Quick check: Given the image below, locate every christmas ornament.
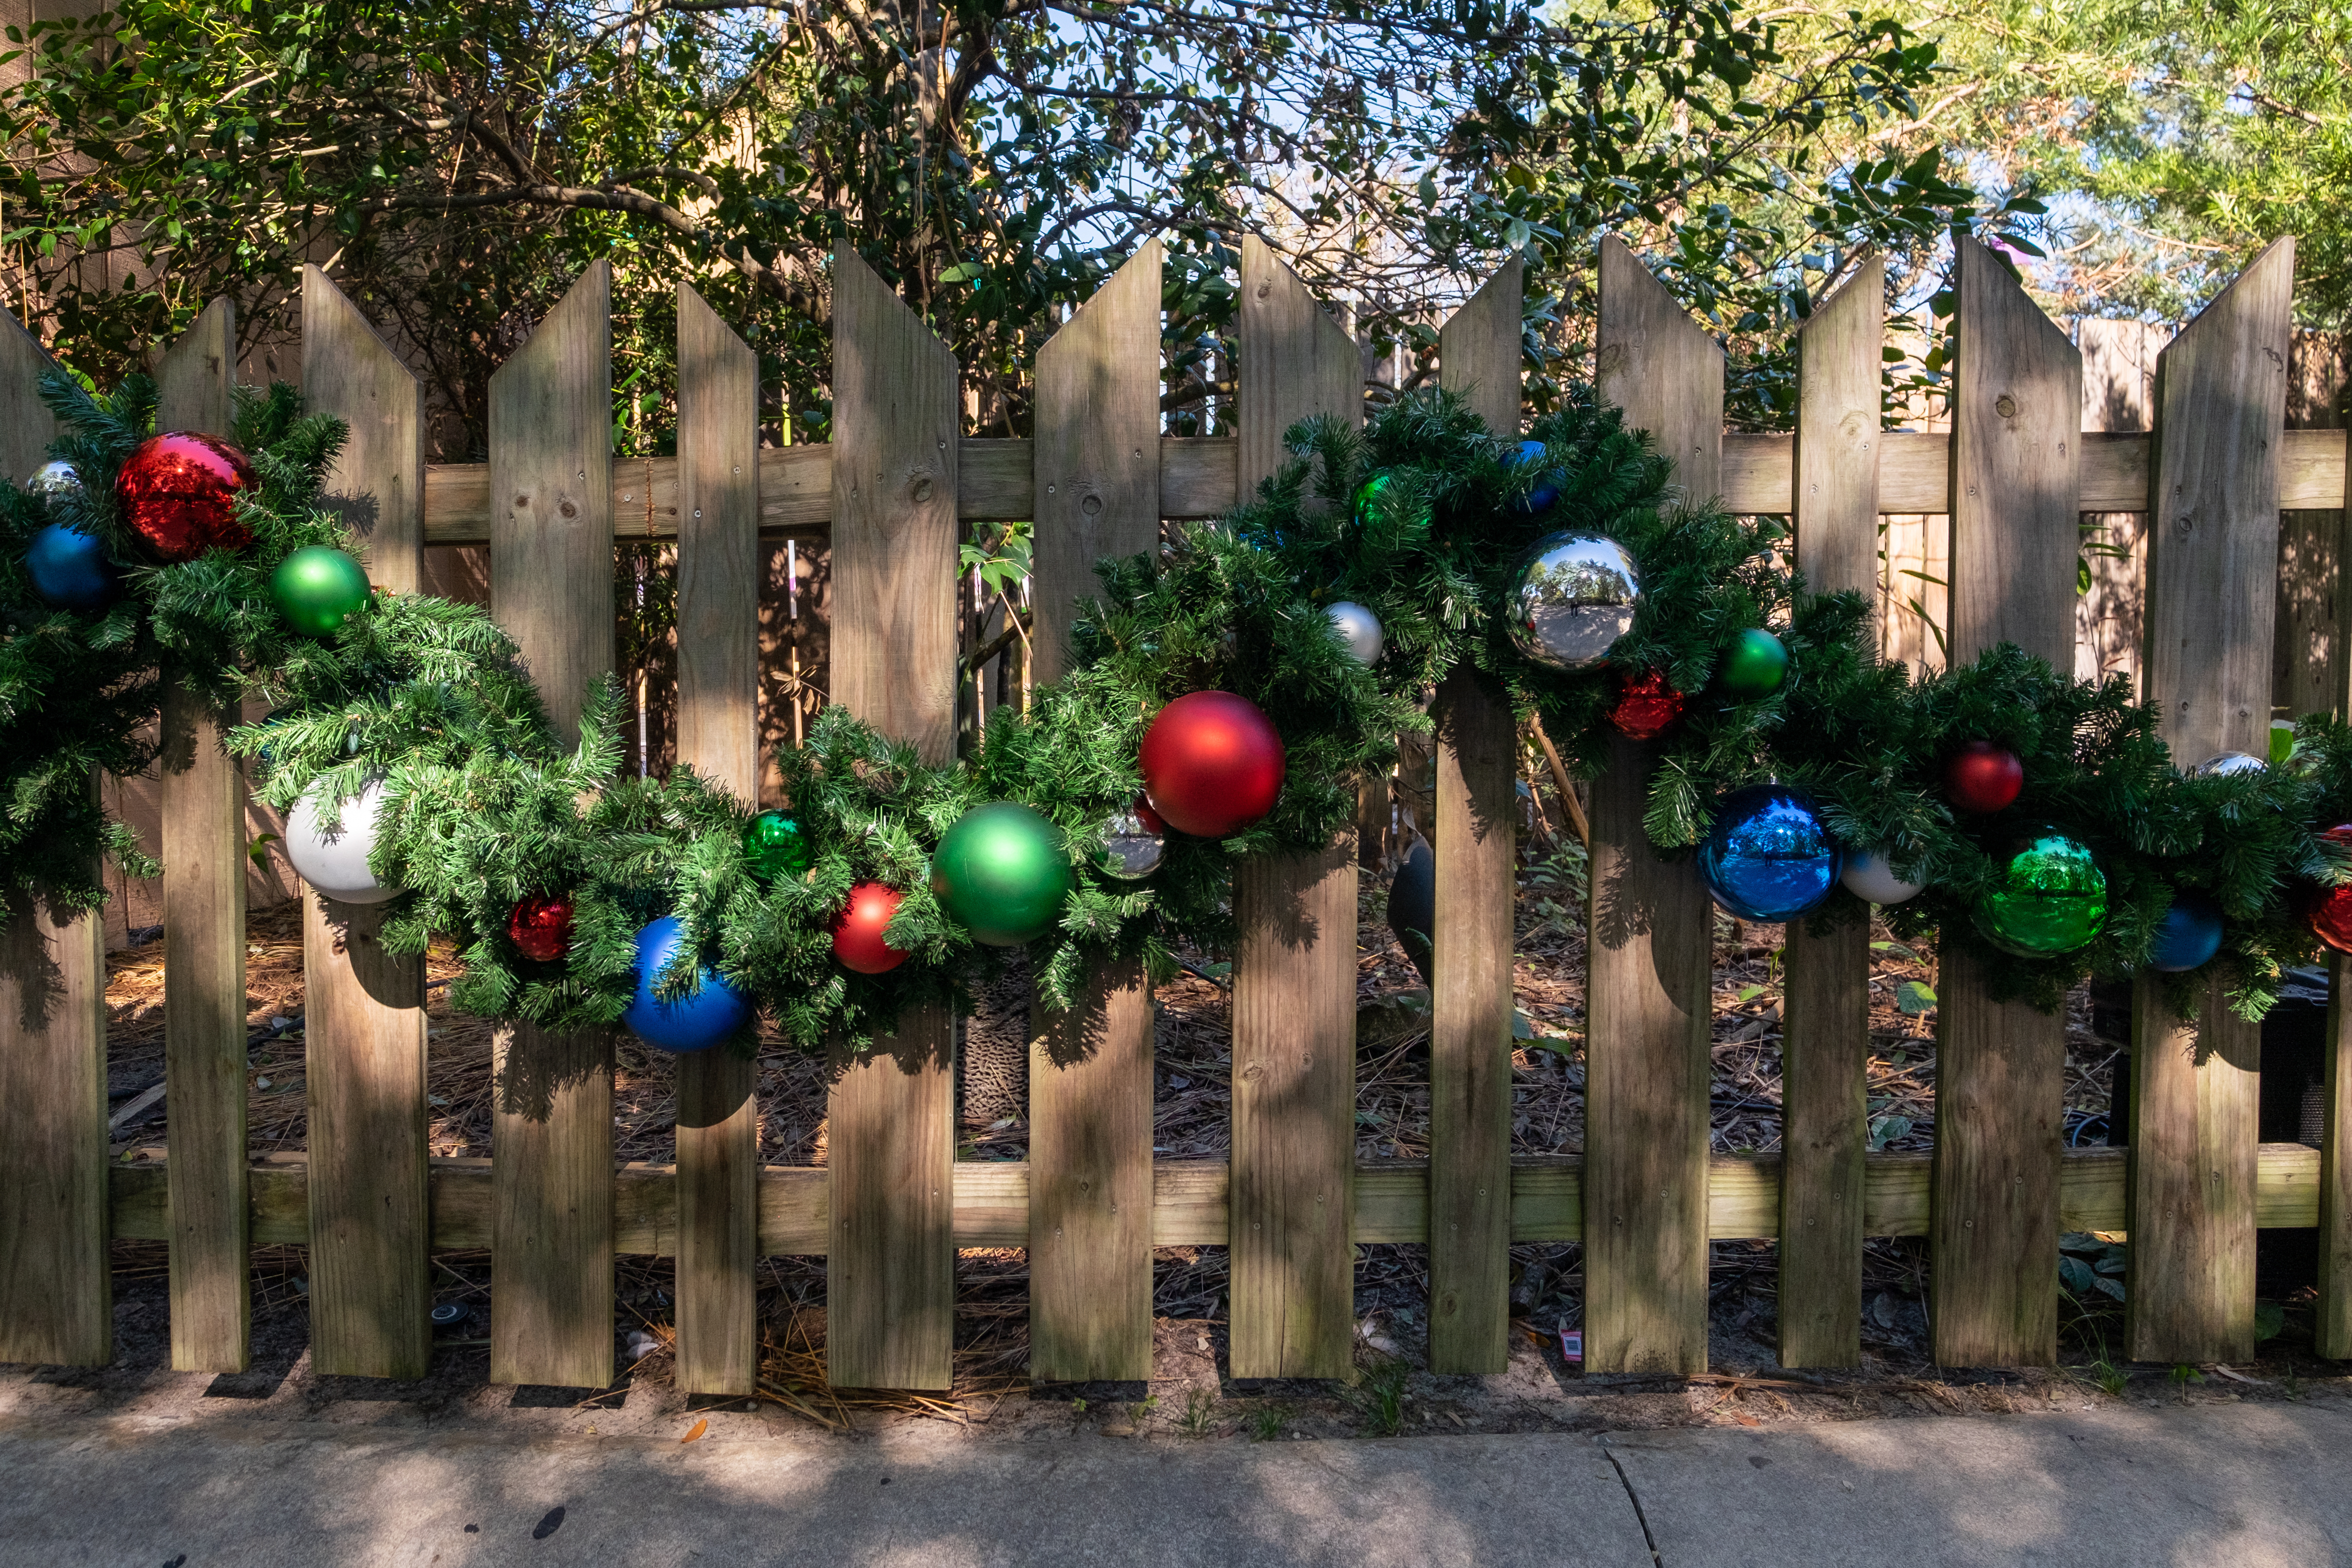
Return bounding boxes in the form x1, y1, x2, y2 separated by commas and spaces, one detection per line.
1508, 532, 1640, 671
1975, 834, 2108, 957
270, 545, 372, 636
283, 777, 397, 905
506, 893, 575, 963
1606, 667, 1685, 740
622, 915, 751, 1053
26, 459, 80, 502
24, 524, 114, 609
1139, 691, 1286, 838
1097, 810, 1165, 880
2148, 892, 2224, 973
1509, 440, 1560, 513
2191, 751, 2266, 778
1697, 785, 1841, 922
831, 882, 910, 973
1944, 740, 2024, 814
2302, 827, 2352, 955
1716, 628, 1789, 698
930, 801, 1073, 946
1132, 795, 1169, 837
1387, 839, 1435, 986
1352, 472, 1429, 533
1839, 850, 1925, 906
742, 810, 814, 885
1326, 600, 1384, 664
116, 431, 256, 561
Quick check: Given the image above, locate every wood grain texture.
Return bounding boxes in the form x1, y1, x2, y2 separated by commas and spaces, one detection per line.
2325, 954, 2352, 1360
2127, 240, 2293, 1366
303, 265, 425, 595
671, 283, 763, 1397
155, 300, 251, 1375
825, 242, 959, 1391
487, 264, 617, 1390
1229, 234, 1362, 1382
1026, 244, 1162, 1383
1586, 237, 1720, 1374
1426, 258, 1523, 1374
1778, 255, 1882, 1370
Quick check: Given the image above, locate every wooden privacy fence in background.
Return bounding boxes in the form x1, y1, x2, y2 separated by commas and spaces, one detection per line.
2, 235, 2350, 1388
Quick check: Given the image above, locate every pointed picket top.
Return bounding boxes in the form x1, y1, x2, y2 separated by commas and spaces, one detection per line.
0, 307, 59, 485
1439, 257, 1525, 437
303, 265, 425, 596
1597, 236, 1724, 503
1239, 233, 1361, 488
155, 297, 235, 437
1793, 252, 1884, 607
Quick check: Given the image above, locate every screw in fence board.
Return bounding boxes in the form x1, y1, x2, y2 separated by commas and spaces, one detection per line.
671, 283, 762, 1397
487, 264, 618, 1391
294, 267, 433, 1381
1777, 254, 1883, 1370
1581, 238, 1720, 1375
1228, 234, 1361, 1381
152, 298, 254, 1374
2127, 241, 2294, 1364
1426, 258, 1524, 1375
0, 310, 111, 1369
825, 243, 958, 1391
1932, 236, 2080, 1368
1025, 242, 1162, 1383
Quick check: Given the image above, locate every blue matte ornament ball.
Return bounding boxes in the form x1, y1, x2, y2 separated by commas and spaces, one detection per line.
1699, 784, 1842, 922
25, 522, 115, 609
2148, 893, 2225, 973
1509, 440, 1560, 513
623, 915, 751, 1053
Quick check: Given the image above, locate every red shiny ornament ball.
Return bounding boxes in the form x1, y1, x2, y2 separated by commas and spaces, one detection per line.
116, 432, 256, 562
1606, 667, 1686, 740
506, 893, 576, 963
2305, 826, 2352, 955
1132, 795, 1169, 837
1944, 740, 2024, 814
831, 882, 910, 974
1139, 691, 1286, 839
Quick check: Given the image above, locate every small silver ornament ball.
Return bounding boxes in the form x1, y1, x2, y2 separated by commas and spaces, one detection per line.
1840, 850, 1925, 906
1326, 599, 1384, 664
2192, 750, 2265, 777
1508, 532, 1641, 671
1098, 811, 1165, 880
27, 460, 80, 503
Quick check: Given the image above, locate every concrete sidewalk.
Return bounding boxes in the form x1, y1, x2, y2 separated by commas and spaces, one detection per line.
2, 1399, 2348, 1567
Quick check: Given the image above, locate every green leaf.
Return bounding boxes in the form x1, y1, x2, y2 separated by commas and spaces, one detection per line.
2255, 1302, 2285, 1341
1894, 980, 1936, 1016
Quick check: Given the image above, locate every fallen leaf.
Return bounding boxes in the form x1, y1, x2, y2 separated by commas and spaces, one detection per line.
1734, 1416, 1761, 1428
682, 1418, 708, 1444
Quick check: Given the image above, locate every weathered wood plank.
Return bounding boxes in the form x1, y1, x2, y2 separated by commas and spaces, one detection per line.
1027, 242, 1162, 1384
671, 283, 762, 1398
1778, 254, 1882, 1370
825, 243, 959, 1392
2128, 240, 2293, 1366
487, 263, 618, 1391
1585, 236, 1719, 1375
1426, 258, 1523, 1375
2326, 955, 2352, 1359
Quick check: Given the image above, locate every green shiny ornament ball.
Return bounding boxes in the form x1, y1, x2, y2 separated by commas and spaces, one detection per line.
742, 810, 814, 885
1353, 472, 1430, 533
1716, 627, 1789, 698
271, 545, 372, 636
1975, 834, 2109, 958
929, 802, 1073, 947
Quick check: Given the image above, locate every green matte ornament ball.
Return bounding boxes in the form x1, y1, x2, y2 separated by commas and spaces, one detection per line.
1974, 834, 2109, 958
930, 802, 1073, 947
271, 545, 372, 636
1716, 627, 1789, 698
742, 810, 814, 885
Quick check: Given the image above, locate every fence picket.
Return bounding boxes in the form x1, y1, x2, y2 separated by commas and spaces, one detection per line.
1778, 255, 1883, 1368
825, 243, 959, 1391
1428, 259, 1523, 1374
1027, 241, 1163, 1383
298, 267, 432, 1379
487, 263, 618, 1390
2127, 239, 2294, 1363
1229, 234, 1361, 1380
1932, 235, 2080, 1367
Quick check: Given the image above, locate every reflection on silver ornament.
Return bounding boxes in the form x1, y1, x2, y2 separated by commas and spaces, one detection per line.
1098, 811, 1165, 879
2191, 751, 2265, 777
27, 460, 79, 502
1840, 850, 1924, 906
1508, 532, 1641, 671
1326, 600, 1384, 664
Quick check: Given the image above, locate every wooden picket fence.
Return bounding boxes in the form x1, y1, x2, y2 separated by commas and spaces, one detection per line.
2, 232, 2350, 1393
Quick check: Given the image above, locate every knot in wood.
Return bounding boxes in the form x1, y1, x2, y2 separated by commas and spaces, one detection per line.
1240, 1062, 1265, 1083
1081, 493, 1103, 517
1994, 393, 2018, 419
559, 498, 580, 520
910, 476, 935, 504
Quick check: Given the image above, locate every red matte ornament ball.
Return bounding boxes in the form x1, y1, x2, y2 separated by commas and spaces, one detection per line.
831, 882, 910, 974
1606, 667, 1686, 740
115, 432, 257, 562
1944, 740, 2024, 814
1138, 691, 1286, 839
2304, 826, 2352, 955
506, 893, 576, 963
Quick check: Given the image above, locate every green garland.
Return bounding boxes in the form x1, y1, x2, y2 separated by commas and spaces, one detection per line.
6, 368, 2351, 1049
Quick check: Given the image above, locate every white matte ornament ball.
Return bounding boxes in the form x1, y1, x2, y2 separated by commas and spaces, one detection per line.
283, 778, 398, 904
1840, 850, 1924, 906
1326, 600, 1383, 664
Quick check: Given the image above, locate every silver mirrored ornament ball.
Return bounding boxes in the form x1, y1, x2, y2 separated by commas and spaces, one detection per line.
27, 460, 79, 503
2192, 750, 2266, 778
1508, 532, 1641, 671
1325, 600, 1384, 664
1098, 811, 1165, 880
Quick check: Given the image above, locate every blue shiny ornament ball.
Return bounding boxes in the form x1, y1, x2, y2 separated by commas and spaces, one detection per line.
1508, 440, 1559, 513
1699, 785, 1842, 922
25, 522, 115, 609
2148, 892, 2225, 973
623, 915, 751, 1053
